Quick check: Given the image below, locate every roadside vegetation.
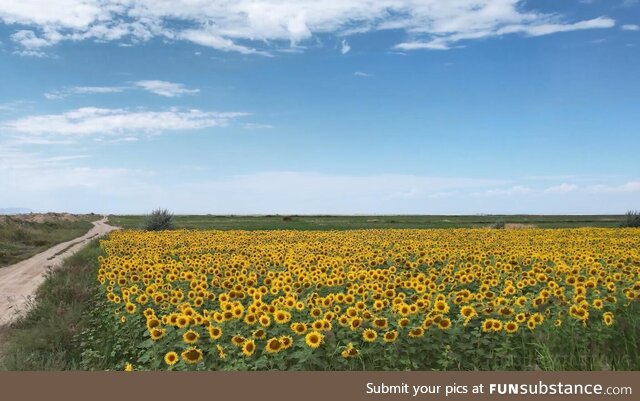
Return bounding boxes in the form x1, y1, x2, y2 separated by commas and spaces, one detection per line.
107, 214, 625, 231
0, 214, 98, 267
0, 240, 103, 370
620, 210, 640, 228
144, 208, 174, 231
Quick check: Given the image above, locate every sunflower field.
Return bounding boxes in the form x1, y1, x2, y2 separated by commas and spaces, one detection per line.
80, 228, 640, 371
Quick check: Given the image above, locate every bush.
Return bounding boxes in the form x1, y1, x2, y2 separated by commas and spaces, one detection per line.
144, 209, 174, 231
491, 220, 506, 229
620, 210, 640, 228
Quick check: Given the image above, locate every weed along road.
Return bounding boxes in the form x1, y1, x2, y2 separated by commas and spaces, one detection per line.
0, 217, 118, 326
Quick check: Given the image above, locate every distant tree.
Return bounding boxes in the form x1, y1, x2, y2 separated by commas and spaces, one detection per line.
144, 208, 174, 231
620, 210, 640, 227
491, 219, 506, 229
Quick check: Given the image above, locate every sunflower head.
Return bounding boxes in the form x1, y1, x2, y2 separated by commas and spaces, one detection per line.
181, 347, 203, 364
265, 337, 283, 353
242, 340, 256, 357
305, 331, 324, 349
164, 351, 179, 366
362, 328, 378, 342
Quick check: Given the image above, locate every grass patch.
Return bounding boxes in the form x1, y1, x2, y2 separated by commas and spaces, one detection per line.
0, 216, 97, 267
0, 239, 104, 371
108, 214, 625, 231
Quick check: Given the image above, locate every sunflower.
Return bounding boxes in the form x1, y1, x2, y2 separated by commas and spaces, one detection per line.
408, 327, 424, 338
181, 347, 203, 364
124, 363, 133, 372
362, 328, 378, 342
460, 306, 476, 319
176, 316, 189, 329
125, 302, 136, 314
164, 351, 179, 366
244, 314, 258, 325
265, 337, 282, 353
150, 328, 166, 341
349, 317, 363, 331
259, 315, 271, 327
481, 319, 494, 333
504, 321, 518, 334
216, 344, 226, 360
341, 343, 359, 359
208, 326, 223, 340
433, 300, 449, 314
526, 318, 536, 330
182, 329, 199, 344
372, 317, 388, 330
143, 308, 155, 318
242, 340, 256, 357
592, 299, 604, 310
603, 312, 614, 327
383, 330, 398, 343
312, 319, 325, 331
231, 335, 246, 347
305, 331, 324, 349
252, 328, 267, 339
437, 317, 452, 330
276, 310, 292, 324
290, 322, 307, 335
279, 335, 293, 349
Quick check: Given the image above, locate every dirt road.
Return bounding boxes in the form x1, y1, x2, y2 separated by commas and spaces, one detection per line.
0, 217, 118, 326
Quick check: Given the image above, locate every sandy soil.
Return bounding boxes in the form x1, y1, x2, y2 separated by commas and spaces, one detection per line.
0, 217, 118, 326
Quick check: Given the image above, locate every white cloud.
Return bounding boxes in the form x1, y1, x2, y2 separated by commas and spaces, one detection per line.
474, 185, 533, 197
242, 122, 274, 129
585, 181, 640, 193
133, 80, 200, 97
621, 24, 640, 31
0, 146, 89, 170
44, 86, 126, 99
340, 39, 350, 54
544, 183, 579, 193
354, 71, 372, 77
1, 107, 248, 140
0, 1, 616, 55
396, 17, 615, 50
0, 100, 32, 113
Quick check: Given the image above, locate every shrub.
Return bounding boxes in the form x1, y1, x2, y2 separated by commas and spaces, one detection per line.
144, 209, 174, 231
620, 210, 640, 228
491, 220, 506, 229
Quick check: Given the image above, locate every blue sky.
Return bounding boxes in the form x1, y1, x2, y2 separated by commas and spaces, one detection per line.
0, 0, 639, 214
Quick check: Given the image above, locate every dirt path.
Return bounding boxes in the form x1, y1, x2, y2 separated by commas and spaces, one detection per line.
0, 217, 118, 326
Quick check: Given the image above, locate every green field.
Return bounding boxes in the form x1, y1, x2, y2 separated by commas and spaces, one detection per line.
0, 215, 98, 267
108, 214, 625, 231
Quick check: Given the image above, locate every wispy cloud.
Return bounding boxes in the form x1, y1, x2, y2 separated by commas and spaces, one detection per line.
544, 183, 579, 193
1, 107, 249, 141
0, 1, 617, 55
340, 39, 351, 54
621, 24, 640, 31
133, 80, 200, 97
44, 81, 199, 99
585, 181, 640, 193
44, 86, 126, 100
395, 17, 615, 51
354, 71, 372, 77
473, 185, 533, 197
0, 100, 33, 113
242, 122, 274, 129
